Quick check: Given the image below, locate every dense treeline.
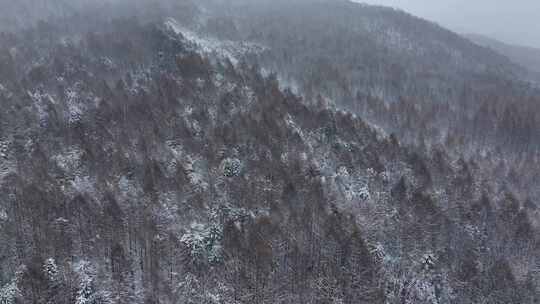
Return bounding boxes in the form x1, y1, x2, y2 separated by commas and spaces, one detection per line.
216, 0, 540, 153
0, 1, 538, 304
201, 0, 540, 201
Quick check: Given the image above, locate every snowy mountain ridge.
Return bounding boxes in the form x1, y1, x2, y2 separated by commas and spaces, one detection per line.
164, 17, 266, 65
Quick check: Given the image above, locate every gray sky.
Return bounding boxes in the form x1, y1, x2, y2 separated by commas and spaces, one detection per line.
355, 0, 540, 48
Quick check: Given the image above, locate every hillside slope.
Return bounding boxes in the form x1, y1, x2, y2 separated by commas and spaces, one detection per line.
466, 33, 540, 75
197, 0, 540, 201
195, 0, 540, 152
0, 1, 539, 303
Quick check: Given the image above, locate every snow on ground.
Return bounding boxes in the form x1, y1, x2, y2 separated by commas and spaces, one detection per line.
334, 166, 371, 202
0, 279, 20, 304
0, 206, 7, 221
117, 174, 142, 200
0, 83, 12, 99
165, 18, 265, 65
0, 141, 14, 182
166, 140, 209, 191
65, 86, 86, 124
28, 89, 57, 126
54, 148, 83, 173
185, 155, 209, 191
0, 141, 8, 160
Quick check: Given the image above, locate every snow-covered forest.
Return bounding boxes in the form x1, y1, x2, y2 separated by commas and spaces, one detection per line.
0, 0, 539, 303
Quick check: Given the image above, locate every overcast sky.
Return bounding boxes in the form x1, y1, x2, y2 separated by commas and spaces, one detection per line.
356, 0, 540, 48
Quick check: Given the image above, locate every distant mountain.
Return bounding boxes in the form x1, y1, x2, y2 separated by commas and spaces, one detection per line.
199, 0, 540, 155
466, 33, 540, 74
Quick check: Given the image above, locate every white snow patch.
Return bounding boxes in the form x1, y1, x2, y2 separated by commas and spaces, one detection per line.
0, 141, 9, 159
117, 175, 142, 200
166, 141, 209, 191
157, 191, 180, 224
0, 208, 7, 221
334, 166, 371, 202
180, 221, 222, 263
28, 89, 56, 125
165, 18, 265, 65
100, 56, 115, 70
185, 155, 209, 191
0, 280, 20, 304
0, 83, 11, 98
54, 148, 83, 172
0, 141, 14, 181
65, 87, 85, 124
285, 114, 305, 140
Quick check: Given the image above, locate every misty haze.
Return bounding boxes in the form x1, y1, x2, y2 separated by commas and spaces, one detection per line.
0, 0, 538, 303
359, 0, 540, 48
